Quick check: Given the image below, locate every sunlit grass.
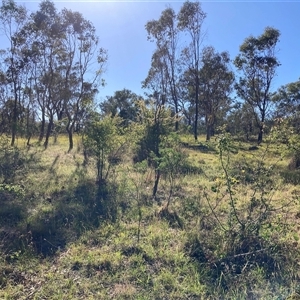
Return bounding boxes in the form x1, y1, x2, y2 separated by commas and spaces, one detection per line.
0, 133, 299, 299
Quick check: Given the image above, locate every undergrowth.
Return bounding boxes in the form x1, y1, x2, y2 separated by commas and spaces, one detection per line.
0, 134, 299, 299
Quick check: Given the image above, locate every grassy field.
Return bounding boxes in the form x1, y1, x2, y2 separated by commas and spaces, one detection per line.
0, 133, 300, 299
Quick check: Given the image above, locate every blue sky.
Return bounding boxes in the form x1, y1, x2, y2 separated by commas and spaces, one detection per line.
3, 0, 300, 103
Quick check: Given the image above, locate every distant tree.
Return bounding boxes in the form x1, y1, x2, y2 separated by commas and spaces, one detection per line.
0, 98, 25, 134
272, 81, 300, 172
100, 89, 139, 125
274, 79, 300, 132
198, 46, 234, 141
0, 0, 107, 150
234, 27, 280, 144
178, 1, 206, 141
227, 102, 258, 140
59, 8, 107, 151
178, 68, 197, 130
142, 48, 169, 107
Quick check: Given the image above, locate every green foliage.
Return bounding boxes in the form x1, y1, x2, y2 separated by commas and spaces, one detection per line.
226, 102, 259, 140
0, 138, 25, 183
274, 79, 300, 129
0, 183, 25, 200
198, 46, 235, 141
157, 133, 187, 177
234, 27, 280, 143
83, 113, 123, 183
100, 89, 140, 126
134, 100, 175, 165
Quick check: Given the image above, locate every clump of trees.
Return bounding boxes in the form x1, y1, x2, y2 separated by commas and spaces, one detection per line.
0, 0, 296, 148
140, 3, 283, 145
0, 0, 107, 150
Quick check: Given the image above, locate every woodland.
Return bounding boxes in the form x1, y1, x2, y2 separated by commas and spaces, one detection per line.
0, 0, 300, 299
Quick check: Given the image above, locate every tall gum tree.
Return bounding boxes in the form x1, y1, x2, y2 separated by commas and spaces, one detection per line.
178, 1, 206, 141
0, 0, 28, 146
26, 0, 64, 147
59, 8, 107, 151
144, 7, 181, 131
199, 46, 234, 141
234, 27, 280, 144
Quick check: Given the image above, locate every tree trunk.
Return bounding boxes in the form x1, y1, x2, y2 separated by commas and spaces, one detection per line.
11, 97, 18, 146
257, 112, 265, 144
206, 123, 211, 141
211, 122, 215, 137
152, 169, 161, 199
194, 76, 199, 142
11, 120, 16, 146
257, 127, 263, 145
175, 103, 179, 132
44, 115, 53, 149
39, 111, 45, 143
26, 107, 31, 146
67, 122, 74, 152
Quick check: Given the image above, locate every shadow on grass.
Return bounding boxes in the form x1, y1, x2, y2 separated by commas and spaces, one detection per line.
180, 142, 217, 153
0, 150, 117, 259
24, 179, 120, 256
281, 169, 300, 185
185, 232, 299, 298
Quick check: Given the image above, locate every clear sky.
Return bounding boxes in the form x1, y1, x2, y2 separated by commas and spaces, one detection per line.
3, 0, 300, 103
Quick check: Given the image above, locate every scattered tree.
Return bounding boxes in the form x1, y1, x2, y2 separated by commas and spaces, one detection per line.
178, 1, 206, 141
100, 89, 140, 126
198, 46, 234, 141
234, 27, 280, 144
274, 79, 300, 131
144, 7, 181, 131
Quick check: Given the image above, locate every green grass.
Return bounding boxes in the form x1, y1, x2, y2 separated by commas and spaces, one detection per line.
0, 133, 299, 299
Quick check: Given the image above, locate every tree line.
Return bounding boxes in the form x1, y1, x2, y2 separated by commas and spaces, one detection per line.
0, 0, 299, 148
0, 0, 107, 150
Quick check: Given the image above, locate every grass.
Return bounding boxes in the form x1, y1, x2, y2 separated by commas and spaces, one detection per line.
0, 133, 299, 299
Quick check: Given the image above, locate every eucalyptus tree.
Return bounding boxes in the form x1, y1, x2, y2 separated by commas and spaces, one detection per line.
178, 67, 198, 129
226, 102, 258, 140
100, 89, 140, 126
234, 27, 280, 144
144, 7, 181, 131
274, 80, 300, 170
273, 79, 300, 135
198, 46, 234, 141
0, 0, 28, 145
25, 0, 65, 147
178, 1, 206, 141
142, 49, 168, 107
142, 39, 173, 198
59, 8, 107, 151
